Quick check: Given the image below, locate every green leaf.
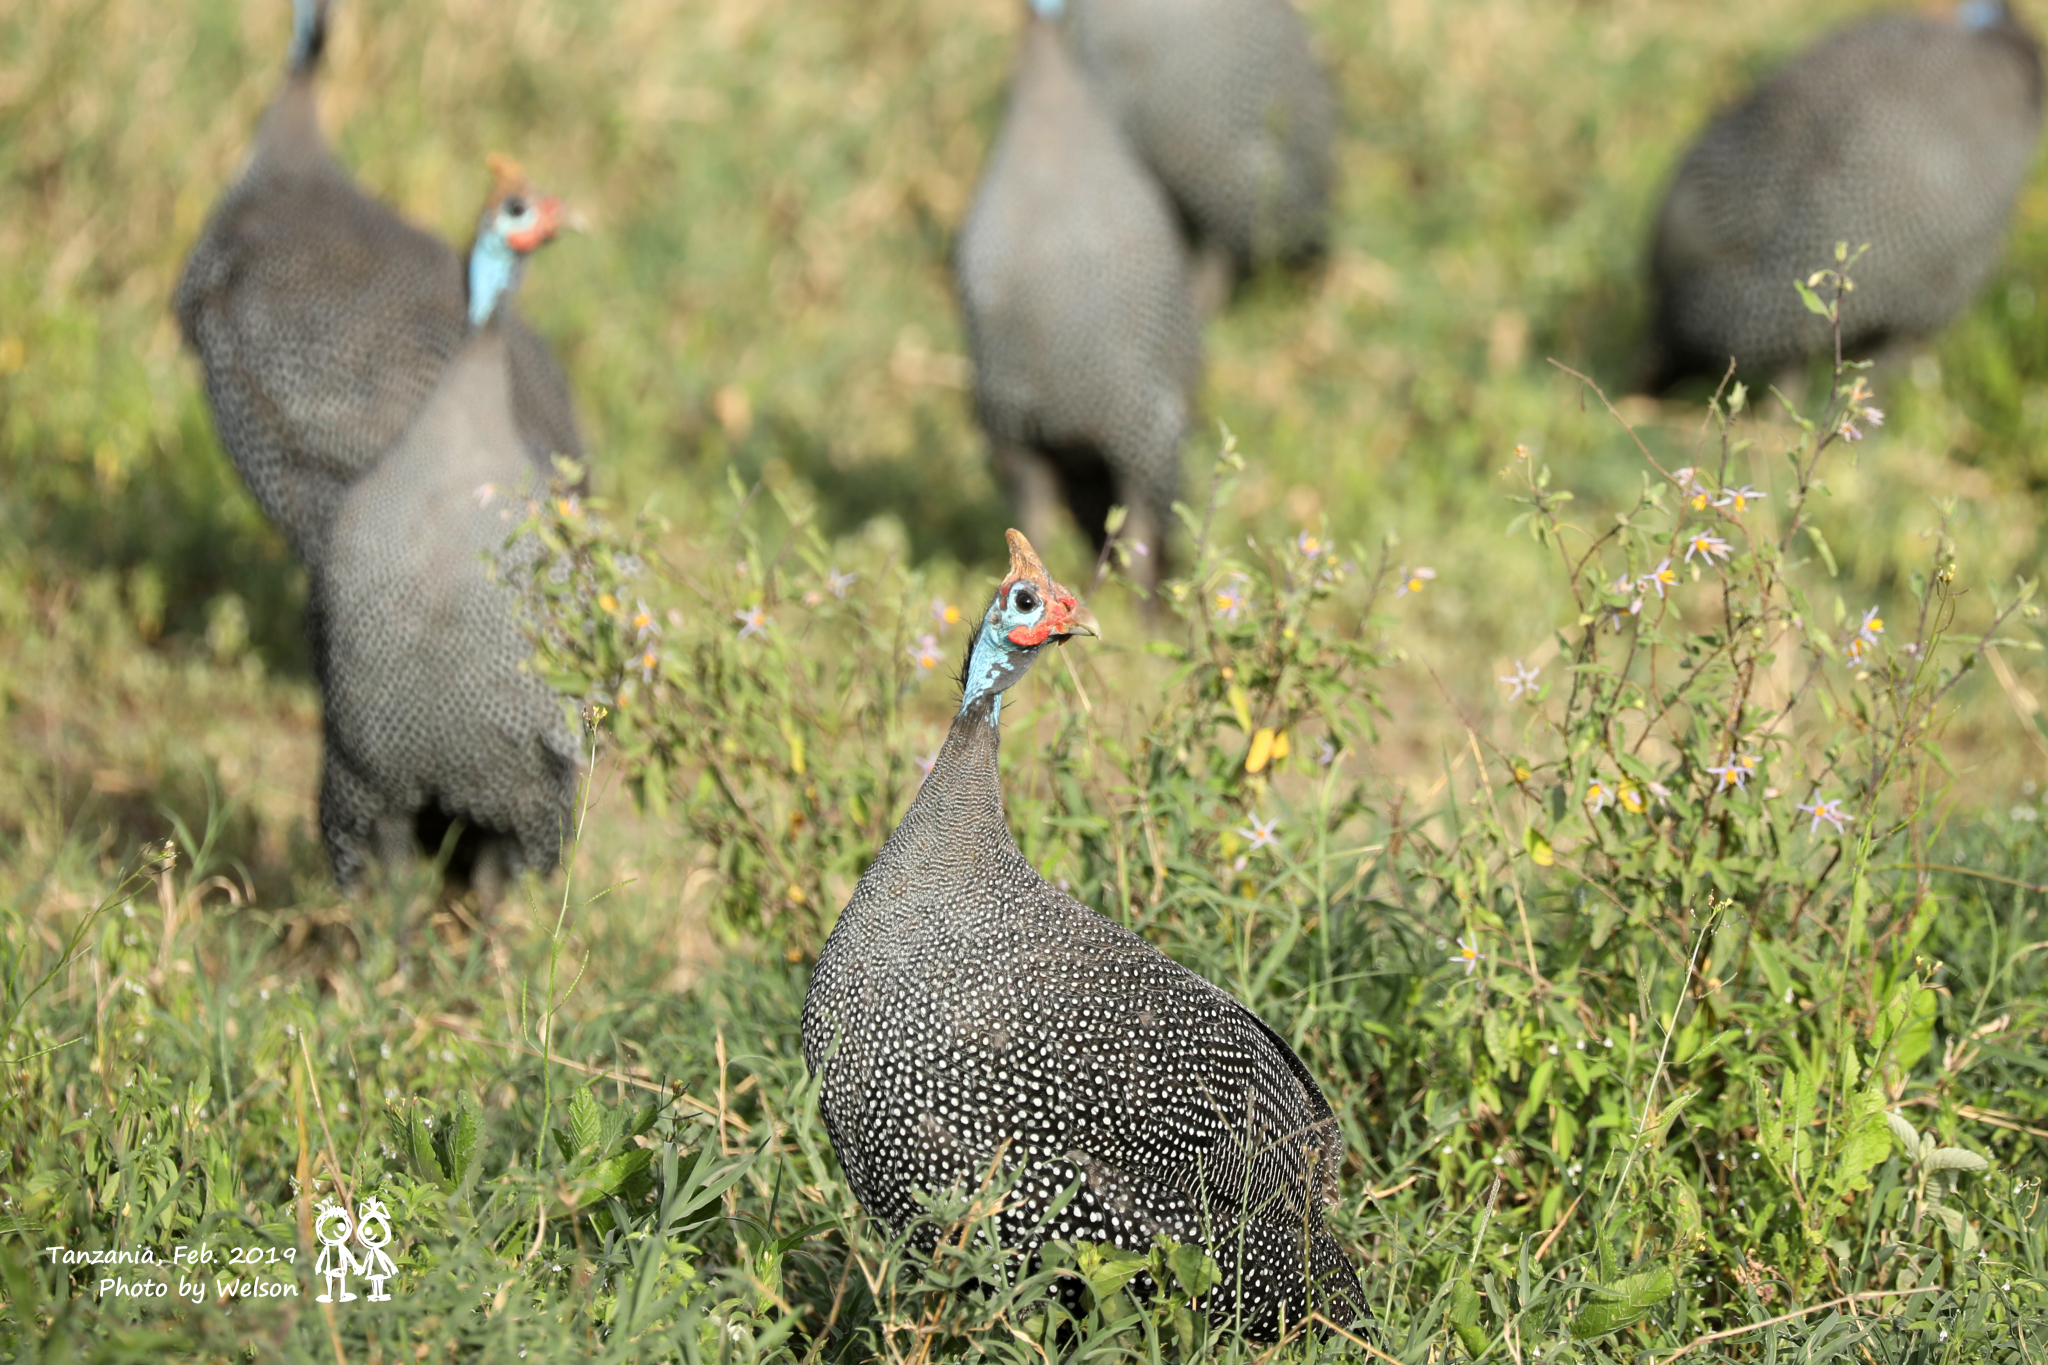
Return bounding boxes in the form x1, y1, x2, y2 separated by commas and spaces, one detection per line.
1482, 1010, 1515, 1068
566, 1088, 604, 1159
579, 1146, 653, 1201
389, 1102, 447, 1189
1824, 1084, 1891, 1202
446, 1092, 483, 1186
626, 1099, 660, 1139
1570, 1267, 1674, 1340
1928, 1147, 1989, 1174
1513, 1059, 1555, 1134
1074, 1242, 1150, 1299
1750, 939, 1793, 1005
607, 1227, 670, 1338
1892, 987, 1938, 1074
1165, 1241, 1220, 1299
1793, 279, 1832, 318
1805, 524, 1839, 577
1447, 1278, 1488, 1357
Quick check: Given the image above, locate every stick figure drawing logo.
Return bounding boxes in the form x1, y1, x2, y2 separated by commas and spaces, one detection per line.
313, 1197, 402, 1305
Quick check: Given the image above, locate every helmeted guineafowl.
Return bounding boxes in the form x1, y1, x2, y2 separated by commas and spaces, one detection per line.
314, 173, 581, 896
802, 530, 1366, 1338
956, 2, 1202, 591
173, 0, 584, 578
1060, 0, 1336, 290
1645, 1, 2044, 391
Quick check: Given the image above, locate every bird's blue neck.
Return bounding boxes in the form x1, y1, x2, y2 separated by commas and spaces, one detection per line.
958, 620, 1038, 723
287, 0, 325, 73
1028, 0, 1066, 16
467, 232, 521, 327
1959, 0, 2006, 31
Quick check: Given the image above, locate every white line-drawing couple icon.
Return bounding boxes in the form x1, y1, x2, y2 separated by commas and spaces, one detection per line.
313, 1197, 399, 1304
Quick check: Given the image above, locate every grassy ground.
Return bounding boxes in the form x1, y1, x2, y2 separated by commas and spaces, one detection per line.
3, 0, 2048, 1359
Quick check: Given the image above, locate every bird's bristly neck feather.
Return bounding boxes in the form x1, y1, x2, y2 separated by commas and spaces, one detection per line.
467, 231, 522, 329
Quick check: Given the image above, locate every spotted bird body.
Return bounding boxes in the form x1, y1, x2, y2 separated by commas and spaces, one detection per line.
1062, 0, 1335, 278
314, 184, 580, 894
1646, 1, 2043, 388
173, 0, 583, 578
956, 12, 1201, 588
803, 533, 1364, 1338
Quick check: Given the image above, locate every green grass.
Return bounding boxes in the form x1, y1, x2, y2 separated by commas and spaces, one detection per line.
4, 0, 2048, 1359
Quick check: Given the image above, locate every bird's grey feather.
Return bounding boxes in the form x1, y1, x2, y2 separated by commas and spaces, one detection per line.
803, 687, 1364, 1337
1647, 4, 2043, 388
956, 19, 1202, 582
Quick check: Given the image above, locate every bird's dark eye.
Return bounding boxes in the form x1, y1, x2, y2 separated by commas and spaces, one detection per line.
1012, 586, 1039, 614
504, 196, 528, 218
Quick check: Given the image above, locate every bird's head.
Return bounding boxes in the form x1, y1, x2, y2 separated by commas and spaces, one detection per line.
959, 530, 1094, 717
468, 155, 566, 326
481, 154, 565, 253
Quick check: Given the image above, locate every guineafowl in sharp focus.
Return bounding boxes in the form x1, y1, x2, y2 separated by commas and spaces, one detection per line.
174, 0, 584, 577
956, 1, 1202, 590
1061, 0, 1336, 293
1645, 1, 2044, 391
314, 173, 581, 897
802, 531, 1367, 1339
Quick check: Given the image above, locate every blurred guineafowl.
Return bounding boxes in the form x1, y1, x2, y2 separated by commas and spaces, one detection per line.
803, 531, 1366, 1338
1061, 0, 1336, 292
315, 173, 581, 897
174, 0, 583, 576
1645, 1, 2044, 390
956, 1, 1201, 589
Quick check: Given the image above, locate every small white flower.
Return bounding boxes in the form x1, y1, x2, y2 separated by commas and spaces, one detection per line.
1213, 575, 1249, 622
1450, 933, 1483, 976
906, 633, 943, 673
734, 604, 770, 640
1684, 529, 1734, 564
826, 567, 857, 598
1797, 796, 1852, 835
1238, 814, 1281, 852
1706, 754, 1758, 790
1397, 566, 1436, 596
1499, 659, 1541, 701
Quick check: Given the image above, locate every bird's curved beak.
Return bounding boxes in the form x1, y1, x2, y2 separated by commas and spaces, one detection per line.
1053, 597, 1098, 643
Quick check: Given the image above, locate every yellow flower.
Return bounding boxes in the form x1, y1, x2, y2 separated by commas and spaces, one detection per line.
1245, 728, 1289, 773
598, 593, 620, 615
